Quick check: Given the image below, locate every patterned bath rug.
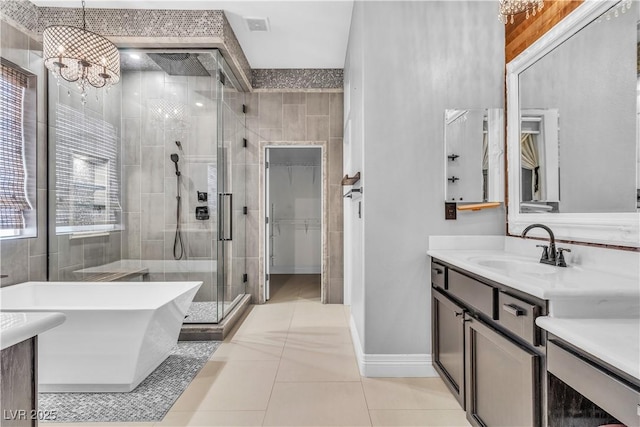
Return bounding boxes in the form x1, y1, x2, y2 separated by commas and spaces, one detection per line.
39, 341, 219, 423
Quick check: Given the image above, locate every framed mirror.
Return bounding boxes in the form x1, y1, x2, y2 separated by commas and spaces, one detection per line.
506, 0, 639, 247
444, 108, 504, 204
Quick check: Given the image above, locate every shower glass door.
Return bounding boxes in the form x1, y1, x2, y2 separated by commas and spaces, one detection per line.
217, 52, 247, 320
48, 49, 246, 324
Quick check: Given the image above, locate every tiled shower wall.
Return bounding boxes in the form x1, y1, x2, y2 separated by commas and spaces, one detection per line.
120, 69, 246, 304
121, 70, 216, 302
0, 19, 47, 287
244, 92, 344, 303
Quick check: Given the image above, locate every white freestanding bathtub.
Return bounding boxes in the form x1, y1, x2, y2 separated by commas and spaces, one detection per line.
0, 281, 201, 392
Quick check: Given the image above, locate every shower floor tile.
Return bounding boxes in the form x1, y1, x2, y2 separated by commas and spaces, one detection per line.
184, 301, 233, 323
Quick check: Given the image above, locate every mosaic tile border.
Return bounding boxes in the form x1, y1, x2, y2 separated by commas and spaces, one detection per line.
37, 7, 224, 38
0, 0, 38, 35
2, 2, 252, 89
3, 3, 345, 93
39, 341, 219, 423
252, 69, 344, 90
222, 13, 252, 91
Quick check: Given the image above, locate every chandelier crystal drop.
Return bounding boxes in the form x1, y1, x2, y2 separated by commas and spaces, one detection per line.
499, 0, 544, 24
43, 0, 120, 103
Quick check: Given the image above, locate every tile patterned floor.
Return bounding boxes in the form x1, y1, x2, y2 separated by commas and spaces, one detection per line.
184, 302, 221, 323
51, 274, 470, 427
40, 342, 220, 423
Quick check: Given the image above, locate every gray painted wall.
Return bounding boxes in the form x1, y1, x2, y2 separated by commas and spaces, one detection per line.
344, 1, 506, 355
0, 19, 47, 287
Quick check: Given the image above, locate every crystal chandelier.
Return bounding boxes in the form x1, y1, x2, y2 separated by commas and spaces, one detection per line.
43, 0, 120, 103
499, 0, 544, 24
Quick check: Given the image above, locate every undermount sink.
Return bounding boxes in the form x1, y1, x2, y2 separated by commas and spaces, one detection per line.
472, 257, 559, 276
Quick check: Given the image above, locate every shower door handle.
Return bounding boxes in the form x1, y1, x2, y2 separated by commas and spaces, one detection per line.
220, 193, 233, 241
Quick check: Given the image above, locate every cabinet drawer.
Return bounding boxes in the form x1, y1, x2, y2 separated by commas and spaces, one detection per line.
448, 270, 495, 318
498, 292, 539, 346
431, 262, 446, 290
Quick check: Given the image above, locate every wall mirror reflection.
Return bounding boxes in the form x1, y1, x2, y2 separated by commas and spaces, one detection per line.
444, 108, 504, 204
507, 0, 639, 246
519, 109, 559, 212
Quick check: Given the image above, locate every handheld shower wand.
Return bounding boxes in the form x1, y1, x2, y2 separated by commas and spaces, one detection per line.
170, 153, 184, 260
170, 153, 181, 176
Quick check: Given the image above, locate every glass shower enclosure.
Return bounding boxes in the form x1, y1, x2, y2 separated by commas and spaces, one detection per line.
47, 49, 246, 323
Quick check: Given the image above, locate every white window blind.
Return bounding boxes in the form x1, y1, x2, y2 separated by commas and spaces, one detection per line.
55, 103, 121, 232
0, 63, 32, 230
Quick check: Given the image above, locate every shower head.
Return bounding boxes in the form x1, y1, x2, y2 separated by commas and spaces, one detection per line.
147, 53, 210, 77
170, 153, 181, 176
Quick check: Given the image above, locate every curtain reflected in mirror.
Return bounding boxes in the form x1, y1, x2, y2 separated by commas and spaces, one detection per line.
519, 110, 559, 213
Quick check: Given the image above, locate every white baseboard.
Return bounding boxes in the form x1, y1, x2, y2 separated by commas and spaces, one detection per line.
349, 316, 438, 378
270, 266, 321, 274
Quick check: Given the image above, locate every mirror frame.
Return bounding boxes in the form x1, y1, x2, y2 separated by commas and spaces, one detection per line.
506, 0, 639, 248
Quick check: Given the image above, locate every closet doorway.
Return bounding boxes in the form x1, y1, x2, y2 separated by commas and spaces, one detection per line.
263, 145, 326, 302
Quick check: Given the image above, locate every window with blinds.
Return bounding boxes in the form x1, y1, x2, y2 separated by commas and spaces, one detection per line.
55, 103, 122, 233
0, 62, 34, 236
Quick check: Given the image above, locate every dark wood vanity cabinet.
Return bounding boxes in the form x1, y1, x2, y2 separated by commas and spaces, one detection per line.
432, 287, 465, 407
465, 314, 541, 427
431, 259, 546, 427
1, 337, 38, 427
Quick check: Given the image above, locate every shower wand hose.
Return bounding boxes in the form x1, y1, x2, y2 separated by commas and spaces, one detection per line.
173, 173, 184, 260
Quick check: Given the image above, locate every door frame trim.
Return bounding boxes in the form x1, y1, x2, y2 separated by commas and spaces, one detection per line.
258, 141, 328, 304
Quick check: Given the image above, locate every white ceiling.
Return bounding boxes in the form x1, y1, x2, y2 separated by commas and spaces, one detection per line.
31, 0, 354, 69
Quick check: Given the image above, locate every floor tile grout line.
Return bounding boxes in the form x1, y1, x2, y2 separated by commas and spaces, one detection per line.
260, 277, 300, 426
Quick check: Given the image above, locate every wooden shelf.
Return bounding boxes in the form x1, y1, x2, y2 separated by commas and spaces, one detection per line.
341, 172, 360, 186
457, 202, 501, 212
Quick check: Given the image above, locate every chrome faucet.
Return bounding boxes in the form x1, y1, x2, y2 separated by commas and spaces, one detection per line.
521, 223, 570, 267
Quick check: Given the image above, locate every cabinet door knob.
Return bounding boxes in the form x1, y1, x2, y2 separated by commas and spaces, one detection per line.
455, 311, 463, 317
432, 268, 443, 275
503, 303, 525, 317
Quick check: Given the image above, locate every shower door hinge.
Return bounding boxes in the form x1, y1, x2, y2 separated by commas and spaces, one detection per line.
265, 161, 269, 169
266, 274, 270, 281
242, 273, 248, 283
243, 138, 247, 148
243, 206, 248, 215
265, 216, 269, 224
219, 73, 226, 86
242, 104, 247, 114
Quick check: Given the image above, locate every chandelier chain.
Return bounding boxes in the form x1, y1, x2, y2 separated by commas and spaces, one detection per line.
82, 0, 86, 31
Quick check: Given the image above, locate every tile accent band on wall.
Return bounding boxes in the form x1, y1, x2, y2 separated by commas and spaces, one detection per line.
0, 3, 253, 90
0, 0, 38, 34
252, 69, 344, 90
1, 2, 346, 92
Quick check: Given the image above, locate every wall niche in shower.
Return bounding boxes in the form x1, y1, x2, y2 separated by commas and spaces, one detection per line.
47, 71, 123, 282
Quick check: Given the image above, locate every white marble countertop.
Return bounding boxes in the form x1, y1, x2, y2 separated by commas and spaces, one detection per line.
427, 236, 640, 317
536, 316, 640, 381
427, 248, 639, 299
1, 312, 66, 350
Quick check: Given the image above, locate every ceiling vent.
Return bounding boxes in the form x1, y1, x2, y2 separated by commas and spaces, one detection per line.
244, 17, 270, 32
